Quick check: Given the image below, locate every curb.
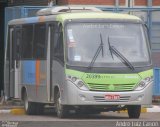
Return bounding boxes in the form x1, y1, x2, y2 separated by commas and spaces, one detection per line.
119, 108, 147, 113
0, 105, 160, 115
119, 105, 160, 113
11, 108, 25, 115
147, 105, 160, 112
0, 109, 11, 114
0, 108, 25, 115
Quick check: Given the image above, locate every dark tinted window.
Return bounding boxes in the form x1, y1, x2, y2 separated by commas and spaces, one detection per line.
21, 23, 46, 60
33, 24, 46, 59
56, 31, 64, 62
21, 25, 33, 59
51, 24, 64, 63
15, 29, 21, 60
6, 28, 12, 60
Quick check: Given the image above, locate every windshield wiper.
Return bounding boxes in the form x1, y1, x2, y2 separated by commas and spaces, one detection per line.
108, 37, 114, 59
108, 37, 135, 71
88, 33, 104, 69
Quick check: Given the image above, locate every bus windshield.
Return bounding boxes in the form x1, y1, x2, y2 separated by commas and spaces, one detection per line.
66, 22, 150, 68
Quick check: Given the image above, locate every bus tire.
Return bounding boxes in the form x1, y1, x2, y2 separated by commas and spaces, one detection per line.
127, 105, 141, 119
24, 92, 36, 115
55, 91, 68, 118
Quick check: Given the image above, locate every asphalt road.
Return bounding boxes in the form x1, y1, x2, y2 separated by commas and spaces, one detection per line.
0, 112, 160, 127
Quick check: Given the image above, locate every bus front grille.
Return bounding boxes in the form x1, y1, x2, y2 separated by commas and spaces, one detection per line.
87, 83, 136, 91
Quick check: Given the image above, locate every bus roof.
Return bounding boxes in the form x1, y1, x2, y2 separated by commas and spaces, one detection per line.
56, 12, 141, 22
8, 11, 142, 25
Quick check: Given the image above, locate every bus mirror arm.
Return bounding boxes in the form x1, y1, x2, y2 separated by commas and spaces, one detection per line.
144, 24, 149, 36
144, 24, 151, 48
144, 24, 149, 31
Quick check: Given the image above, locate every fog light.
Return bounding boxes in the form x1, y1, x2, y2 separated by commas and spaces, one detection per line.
79, 94, 86, 101
139, 82, 145, 87
72, 77, 77, 82
137, 95, 144, 101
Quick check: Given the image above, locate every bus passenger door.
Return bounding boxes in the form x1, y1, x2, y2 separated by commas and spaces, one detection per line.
9, 27, 21, 98
14, 28, 21, 98
8, 28, 14, 98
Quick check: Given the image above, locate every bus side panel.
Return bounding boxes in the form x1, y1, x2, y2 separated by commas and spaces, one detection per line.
4, 27, 9, 99
52, 60, 66, 104
20, 60, 48, 103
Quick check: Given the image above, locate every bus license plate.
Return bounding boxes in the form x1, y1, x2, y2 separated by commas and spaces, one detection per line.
105, 95, 120, 100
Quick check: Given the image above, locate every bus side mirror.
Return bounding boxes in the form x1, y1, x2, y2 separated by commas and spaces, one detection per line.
56, 22, 63, 33
144, 24, 149, 33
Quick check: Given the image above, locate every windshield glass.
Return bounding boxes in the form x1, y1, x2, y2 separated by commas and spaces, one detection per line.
65, 22, 150, 67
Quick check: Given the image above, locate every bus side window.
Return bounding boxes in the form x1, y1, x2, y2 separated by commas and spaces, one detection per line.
6, 27, 11, 61
15, 28, 22, 60
33, 23, 47, 59
52, 23, 64, 64
21, 24, 33, 59
57, 29, 64, 63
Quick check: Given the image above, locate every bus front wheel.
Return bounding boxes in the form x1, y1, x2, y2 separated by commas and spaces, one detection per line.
127, 105, 141, 119
55, 91, 68, 118
24, 91, 36, 115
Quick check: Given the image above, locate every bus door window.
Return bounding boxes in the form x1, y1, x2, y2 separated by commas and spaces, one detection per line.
9, 28, 14, 69
50, 24, 56, 59
52, 23, 64, 64
57, 24, 64, 63
14, 28, 22, 68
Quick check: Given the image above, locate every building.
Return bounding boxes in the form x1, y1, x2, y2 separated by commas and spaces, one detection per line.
0, 0, 160, 95
6, 0, 160, 6
6, 0, 160, 67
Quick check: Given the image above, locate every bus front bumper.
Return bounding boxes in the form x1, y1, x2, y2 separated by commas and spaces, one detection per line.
62, 80, 153, 106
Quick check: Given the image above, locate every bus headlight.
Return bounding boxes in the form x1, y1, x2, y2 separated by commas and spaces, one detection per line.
67, 75, 89, 91
134, 77, 153, 91
77, 81, 84, 87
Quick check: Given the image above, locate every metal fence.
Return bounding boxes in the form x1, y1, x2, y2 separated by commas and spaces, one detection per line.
100, 7, 160, 53
5, 6, 160, 52
4, 6, 46, 45
154, 68, 160, 96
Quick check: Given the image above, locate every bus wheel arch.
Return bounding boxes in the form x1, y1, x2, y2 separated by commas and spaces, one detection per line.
21, 87, 38, 115
54, 86, 59, 103
54, 85, 68, 118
